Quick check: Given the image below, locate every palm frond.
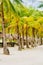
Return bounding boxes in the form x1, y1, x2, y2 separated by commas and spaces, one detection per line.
13, 0, 23, 7
8, 0, 17, 14
38, 4, 43, 8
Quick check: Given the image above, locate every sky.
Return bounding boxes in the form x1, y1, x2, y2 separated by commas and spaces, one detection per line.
22, 0, 43, 11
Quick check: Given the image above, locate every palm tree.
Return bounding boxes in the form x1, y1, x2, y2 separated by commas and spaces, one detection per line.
3, 0, 27, 50
16, 20, 21, 50
3, 0, 23, 50
1, 0, 10, 55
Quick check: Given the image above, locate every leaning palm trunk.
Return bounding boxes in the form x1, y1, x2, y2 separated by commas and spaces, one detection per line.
40, 37, 42, 45
26, 24, 29, 48
21, 25, 24, 49
35, 29, 39, 45
1, 2, 10, 55
32, 27, 35, 47
16, 21, 21, 50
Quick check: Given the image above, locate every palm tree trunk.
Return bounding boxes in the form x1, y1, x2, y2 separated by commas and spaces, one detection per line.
1, 2, 10, 55
26, 24, 29, 48
40, 37, 42, 45
16, 21, 21, 50
21, 25, 24, 49
32, 27, 35, 47
35, 29, 39, 45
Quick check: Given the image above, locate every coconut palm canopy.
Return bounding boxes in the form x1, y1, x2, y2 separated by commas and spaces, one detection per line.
0, 0, 43, 36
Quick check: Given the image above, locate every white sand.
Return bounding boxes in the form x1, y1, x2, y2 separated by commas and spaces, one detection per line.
0, 45, 43, 65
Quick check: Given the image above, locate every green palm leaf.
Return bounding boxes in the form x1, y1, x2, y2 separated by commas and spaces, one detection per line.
38, 4, 43, 8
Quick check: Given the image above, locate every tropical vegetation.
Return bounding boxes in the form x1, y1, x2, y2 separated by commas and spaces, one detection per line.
0, 0, 43, 55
